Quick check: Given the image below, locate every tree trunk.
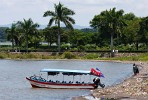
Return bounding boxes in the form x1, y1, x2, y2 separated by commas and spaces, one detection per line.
147, 43, 148, 52
49, 34, 52, 48
26, 33, 28, 52
110, 33, 114, 57
11, 33, 14, 51
136, 41, 138, 50
58, 20, 61, 53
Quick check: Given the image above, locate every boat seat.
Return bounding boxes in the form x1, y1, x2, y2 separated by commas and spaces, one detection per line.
49, 80, 51, 82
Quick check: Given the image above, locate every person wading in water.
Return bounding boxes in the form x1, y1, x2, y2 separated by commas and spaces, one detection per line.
133, 63, 139, 75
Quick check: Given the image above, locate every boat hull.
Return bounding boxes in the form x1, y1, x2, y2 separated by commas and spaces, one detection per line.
26, 77, 95, 89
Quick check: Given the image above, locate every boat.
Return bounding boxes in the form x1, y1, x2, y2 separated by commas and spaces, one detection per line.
26, 68, 105, 89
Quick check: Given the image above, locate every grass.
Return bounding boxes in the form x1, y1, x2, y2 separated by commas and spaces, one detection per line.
0, 52, 148, 61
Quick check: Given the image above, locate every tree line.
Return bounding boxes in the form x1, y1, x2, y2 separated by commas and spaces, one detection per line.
3, 2, 148, 53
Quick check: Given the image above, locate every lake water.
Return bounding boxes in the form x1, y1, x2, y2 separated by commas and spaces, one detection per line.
0, 60, 133, 100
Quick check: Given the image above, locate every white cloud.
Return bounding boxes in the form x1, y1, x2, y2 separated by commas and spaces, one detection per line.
0, 0, 148, 26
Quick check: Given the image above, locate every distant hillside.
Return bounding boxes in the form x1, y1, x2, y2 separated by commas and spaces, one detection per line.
0, 24, 90, 29
0, 24, 11, 28
81, 28, 97, 32
39, 24, 90, 29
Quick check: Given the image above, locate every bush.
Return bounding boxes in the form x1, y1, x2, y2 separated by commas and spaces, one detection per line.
0, 55, 5, 59
84, 53, 99, 59
63, 52, 76, 59
70, 47, 78, 51
132, 56, 139, 61
0, 52, 8, 59
77, 45, 85, 51
84, 44, 97, 51
61, 43, 70, 51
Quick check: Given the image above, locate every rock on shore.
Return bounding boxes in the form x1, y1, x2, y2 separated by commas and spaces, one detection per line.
93, 61, 148, 100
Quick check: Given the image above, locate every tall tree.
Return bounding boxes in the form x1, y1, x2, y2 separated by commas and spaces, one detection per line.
105, 8, 126, 56
122, 18, 141, 50
6, 23, 17, 51
90, 8, 126, 56
139, 16, 148, 50
43, 26, 58, 47
17, 18, 39, 52
43, 2, 75, 52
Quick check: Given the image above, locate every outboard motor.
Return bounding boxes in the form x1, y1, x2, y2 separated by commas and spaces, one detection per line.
93, 77, 105, 89
98, 82, 105, 88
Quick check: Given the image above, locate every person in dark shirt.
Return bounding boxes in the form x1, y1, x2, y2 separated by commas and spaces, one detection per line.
133, 63, 139, 75
93, 77, 105, 88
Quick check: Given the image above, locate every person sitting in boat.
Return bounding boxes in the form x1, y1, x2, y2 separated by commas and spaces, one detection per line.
93, 77, 105, 89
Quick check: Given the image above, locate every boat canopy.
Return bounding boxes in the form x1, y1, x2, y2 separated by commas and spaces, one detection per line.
40, 68, 103, 77
41, 69, 90, 74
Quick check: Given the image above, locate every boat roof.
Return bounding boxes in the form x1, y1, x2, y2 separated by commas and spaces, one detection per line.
40, 68, 90, 74
40, 68, 104, 77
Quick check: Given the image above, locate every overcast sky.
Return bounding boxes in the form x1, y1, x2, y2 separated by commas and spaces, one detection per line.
0, 0, 148, 26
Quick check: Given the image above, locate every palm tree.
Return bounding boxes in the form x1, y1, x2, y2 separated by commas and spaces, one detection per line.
104, 8, 126, 56
91, 8, 126, 57
17, 18, 39, 52
6, 23, 17, 51
43, 2, 75, 52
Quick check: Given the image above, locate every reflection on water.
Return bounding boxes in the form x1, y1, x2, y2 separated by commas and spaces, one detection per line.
0, 60, 133, 100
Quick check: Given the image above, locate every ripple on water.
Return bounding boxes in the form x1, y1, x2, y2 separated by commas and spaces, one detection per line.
0, 60, 133, 100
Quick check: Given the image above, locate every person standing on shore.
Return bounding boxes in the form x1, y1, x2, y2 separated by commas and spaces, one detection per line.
133, 63, 139, 75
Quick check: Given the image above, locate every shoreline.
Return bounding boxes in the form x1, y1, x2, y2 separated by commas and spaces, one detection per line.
72, 61, 148, 100
0, 58, 147, 99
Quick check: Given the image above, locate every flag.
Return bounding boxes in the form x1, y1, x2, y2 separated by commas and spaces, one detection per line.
91, 68, 101, 77
96, 68, 105, 78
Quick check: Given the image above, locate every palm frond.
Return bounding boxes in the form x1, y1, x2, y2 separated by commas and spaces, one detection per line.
43, 11, 56, 17
64, 16, 75, 24
63, 20, 74, 30
62, 7, 75, 16
48, 18, 55, 27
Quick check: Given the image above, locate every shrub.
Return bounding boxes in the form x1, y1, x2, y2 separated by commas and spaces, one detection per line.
61, 44, 70, 51
0, 55, 5, 59
0, 52, 8, 59
63, 52, 76, 59
77, 45, 85, 51
84, 53, 99, 59
70, 47, 78, 51
84, 44, 97, 51
132, 56, 139, 61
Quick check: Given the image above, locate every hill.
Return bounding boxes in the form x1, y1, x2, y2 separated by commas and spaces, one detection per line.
0, 24, 90, 29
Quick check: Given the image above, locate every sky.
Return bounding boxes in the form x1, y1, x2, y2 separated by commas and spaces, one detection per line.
0, 0, 148, 26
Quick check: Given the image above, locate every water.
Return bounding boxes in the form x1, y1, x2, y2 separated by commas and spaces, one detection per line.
0, 60, 133, 100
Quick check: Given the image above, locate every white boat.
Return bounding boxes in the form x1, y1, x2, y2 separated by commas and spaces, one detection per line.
26, 68, 105, 89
